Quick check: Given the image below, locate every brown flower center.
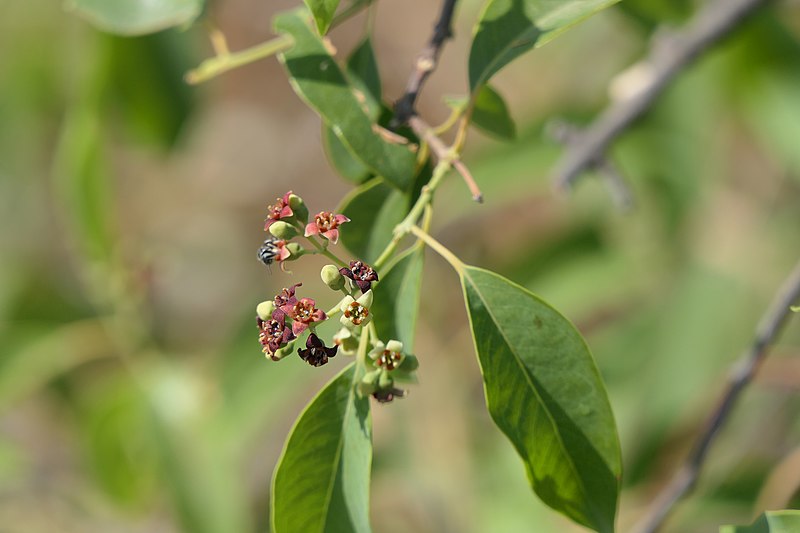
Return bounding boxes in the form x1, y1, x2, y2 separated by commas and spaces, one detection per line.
376, 350, 402, 370
344, 302, 369, 325
292, 300, 316, 322
314, 212, 336, 231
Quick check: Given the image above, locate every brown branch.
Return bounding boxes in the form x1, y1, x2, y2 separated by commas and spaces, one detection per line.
408, 115, 483, 202
393, 0, 458, 125
631, 258, 800, 533
552, 0, 771, 192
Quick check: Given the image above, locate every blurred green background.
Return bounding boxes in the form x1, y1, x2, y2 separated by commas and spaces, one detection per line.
1, 0, 799, 532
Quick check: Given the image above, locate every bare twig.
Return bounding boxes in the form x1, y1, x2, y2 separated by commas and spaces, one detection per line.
408, 115, 483, 202
553, 0, 771, 191
631, 258, 800, 533
394, 0, 458, 124
547, 120, 634, 211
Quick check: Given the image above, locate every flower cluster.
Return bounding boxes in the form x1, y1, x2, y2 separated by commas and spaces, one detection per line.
254, 191, 419, 402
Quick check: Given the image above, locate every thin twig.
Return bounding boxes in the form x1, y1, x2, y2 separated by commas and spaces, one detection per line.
547, 120, 634, 211
408, 115, 483, 202
394, 0, 458, 124
631, 258, 800, 533
553, 0, 770, 191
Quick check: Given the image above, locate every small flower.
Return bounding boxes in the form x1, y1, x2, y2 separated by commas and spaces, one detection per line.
257, 310, 296, 359
304, 211, 350, 244
372, 387, 406, 403
369, 340, 405, 371
283, 297, 326, 335
333, 327, 359, 355
273, 283, 302, 308
264, 191, 294, 231
339, 260, 379, 293
340, 290, 373, 328
297, 333, 338, 367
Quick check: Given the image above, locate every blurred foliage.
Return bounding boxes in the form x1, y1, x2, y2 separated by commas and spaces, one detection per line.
0, 0, 799, 532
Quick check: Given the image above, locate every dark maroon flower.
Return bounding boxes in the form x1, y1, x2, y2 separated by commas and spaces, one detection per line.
257, 310, 296, 360
273, 283, 302, 308
339, 260, 379, 293
372, 387, 406, 403
304, 211, 349, 244
297, 333, 338, 367
281, 297, 326, 335
264, 191, 294, 231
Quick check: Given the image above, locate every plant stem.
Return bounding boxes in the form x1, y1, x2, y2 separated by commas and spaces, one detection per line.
185, 34, 294, 85
186, 0, 372, 85
305, 236, 347, 267
408, 225, 463, 272
631, 258, 800, 533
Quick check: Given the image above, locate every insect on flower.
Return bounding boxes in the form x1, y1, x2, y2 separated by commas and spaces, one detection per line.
257, 237, 280, 267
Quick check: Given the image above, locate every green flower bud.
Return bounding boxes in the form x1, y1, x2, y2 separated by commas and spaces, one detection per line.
256, 300, 275, 321
284, 242, 305, 261
288, 194, 308, 224
268, 221, 299, 240
321, 264, 344, 291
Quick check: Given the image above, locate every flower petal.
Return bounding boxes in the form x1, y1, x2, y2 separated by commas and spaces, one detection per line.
304, 223, 320, 237
322, 229, 339, 244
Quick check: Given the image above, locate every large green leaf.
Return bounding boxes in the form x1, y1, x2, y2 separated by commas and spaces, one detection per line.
468, 0, 620, 91
275, 9, 416, 190
67, 0, 204, 36
720, 511, 800, 533
461, 266, 620, 533
271, 363, 372, 533
322, 37, 382, 183
303, 0, 341, 35
338, 178, 410, 263
472, 84, 516, 140
371, 245, 425, 349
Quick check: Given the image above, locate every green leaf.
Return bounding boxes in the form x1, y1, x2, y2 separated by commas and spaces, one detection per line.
460, 266, 621, 533
371, 245, 425, 349
322, 37, 382, 183
303, 0, 341, 35
720, 511, 800, 533
272, 363, 372, 533
275, 9, 416, 190
468, 0, 620, 91
106, 31, 196, 148
67, 0, 204, 36
338, 178, 410, 263
53, 104, 115, 262
346, 37, 381, 119
471, 84, 516, 140
323, 126, 373, 183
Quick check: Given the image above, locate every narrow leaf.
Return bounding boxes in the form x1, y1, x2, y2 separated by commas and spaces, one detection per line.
303, 0, 341, 35
322, 37, 382, 182
338, 178, 410, 263
323, 126, 373, 183
469, 0, 620, 91
461, 266, 620, 533
346, 37, 382, 119
721, 511, 800, 533
67, 0, 204, 36
471, 84, 516, 140
275, 9, 416, 190
271, 363, 372, 533
371, 245, 425, 349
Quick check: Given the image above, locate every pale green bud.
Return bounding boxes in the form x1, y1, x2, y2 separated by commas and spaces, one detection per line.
256, 300, 275, 321
268, 221, 299, 240
284, 242, 305, 261
321, 264, 344, 291
288, 194, 308, 224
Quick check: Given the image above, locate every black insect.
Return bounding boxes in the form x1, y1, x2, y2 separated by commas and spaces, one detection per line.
257, 237, 280, 267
